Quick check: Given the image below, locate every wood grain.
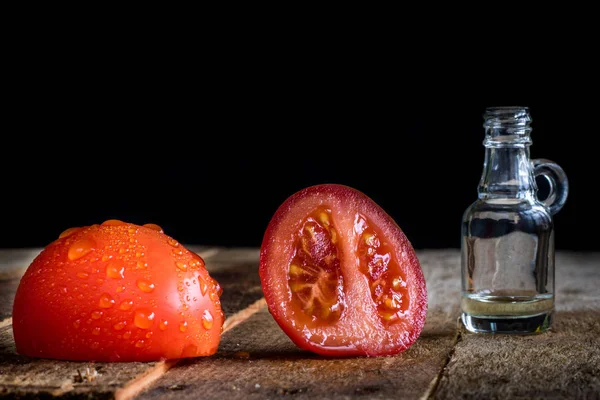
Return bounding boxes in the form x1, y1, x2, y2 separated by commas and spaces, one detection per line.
203, 248, 263, 317
137, 250, 463, 400
0, 249, 42, 280
0, 280, 19, 321
1, 323, 165, 398
114, 299, 267, 400
434, 252, 600, 399
0, 249, 42, 322
1, 249, 599, 399
0, 247, 254, 399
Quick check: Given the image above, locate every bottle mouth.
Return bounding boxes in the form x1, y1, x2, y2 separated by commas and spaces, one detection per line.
483, 106, 532, 145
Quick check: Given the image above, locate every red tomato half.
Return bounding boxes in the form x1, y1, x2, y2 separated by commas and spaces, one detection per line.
13, 221, 224, 362
259, 184, 427, 356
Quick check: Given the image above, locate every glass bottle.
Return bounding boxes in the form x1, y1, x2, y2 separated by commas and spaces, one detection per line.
461, 106, 568, 334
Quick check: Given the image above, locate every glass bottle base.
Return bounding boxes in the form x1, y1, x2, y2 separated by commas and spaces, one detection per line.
461, 311, 553, 334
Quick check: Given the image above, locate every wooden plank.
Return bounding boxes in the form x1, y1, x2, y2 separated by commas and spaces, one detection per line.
3, 248, 596, 399
0, 249, 41, 324
137, 250, 463, 400
434, 252, 600, 399
114, 299, 267, 400
203, 248, 263, 317
0, 249, 42, 280
0, 280, 19, 322
0, 247, 263, 399
114, 248, 265, 400
0, 323, 164, 398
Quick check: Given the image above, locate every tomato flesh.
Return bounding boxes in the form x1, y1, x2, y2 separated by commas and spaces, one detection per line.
260, 184, 427, 356
288, 207, 345, 325
355, 213, 409, 322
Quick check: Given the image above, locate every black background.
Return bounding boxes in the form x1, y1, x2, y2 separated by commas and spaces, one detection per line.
2, 100, 595, 251
1, 42, 597, 251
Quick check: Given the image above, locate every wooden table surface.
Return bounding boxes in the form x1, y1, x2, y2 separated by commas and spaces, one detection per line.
0, 248, 598, 399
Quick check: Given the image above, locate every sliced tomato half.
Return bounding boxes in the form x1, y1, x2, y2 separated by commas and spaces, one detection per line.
259, 184, 427, 356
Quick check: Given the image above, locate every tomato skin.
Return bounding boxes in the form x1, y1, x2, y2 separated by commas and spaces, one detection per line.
259, 184, 427, 357
12, 222, 224, 362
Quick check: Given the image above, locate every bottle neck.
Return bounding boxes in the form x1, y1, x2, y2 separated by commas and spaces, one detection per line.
478, 145, 536, 200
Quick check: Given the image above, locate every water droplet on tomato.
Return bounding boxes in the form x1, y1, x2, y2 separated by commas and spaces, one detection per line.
68, 238, 96, 260
145, 332, 153, 339
198, 277, 208, 296
90, 342, 100, 349
99, 293, 115, 308
122, 331, 132, 339
113, 321, 126, 331
159, 319, 168, 331
135, 340, 146, 348
128, 228, 137, 234
137, 279, 155, 293
172, 248, 184, 256
102, 254, 112, 262
168, 238, 179, 247
176, 262, 187, 272
77, 272, 89, 279
116, 285, 126, 293
179, 321, 188, 332
136, 261, 147, 269
119, 299, 133, 311
106, 262, 125, 279
92, 327, 101, 335
134, 308, 155, 329
136, 252, 144, 258
102, 219, 125, 226
119, 248, 126, 254
91, 310, 103, 320
143, 223, 163, 233
214, 282, 223, 297
59, 227, 80, 239
73, 319, 81, 329
202, 310, 213, 330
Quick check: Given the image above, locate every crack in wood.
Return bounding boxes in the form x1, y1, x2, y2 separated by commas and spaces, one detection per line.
421, 319, 463, 400
113, 297, 267, 400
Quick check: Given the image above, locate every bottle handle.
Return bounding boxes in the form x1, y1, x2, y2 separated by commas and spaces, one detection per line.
532, 158, 569, 215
